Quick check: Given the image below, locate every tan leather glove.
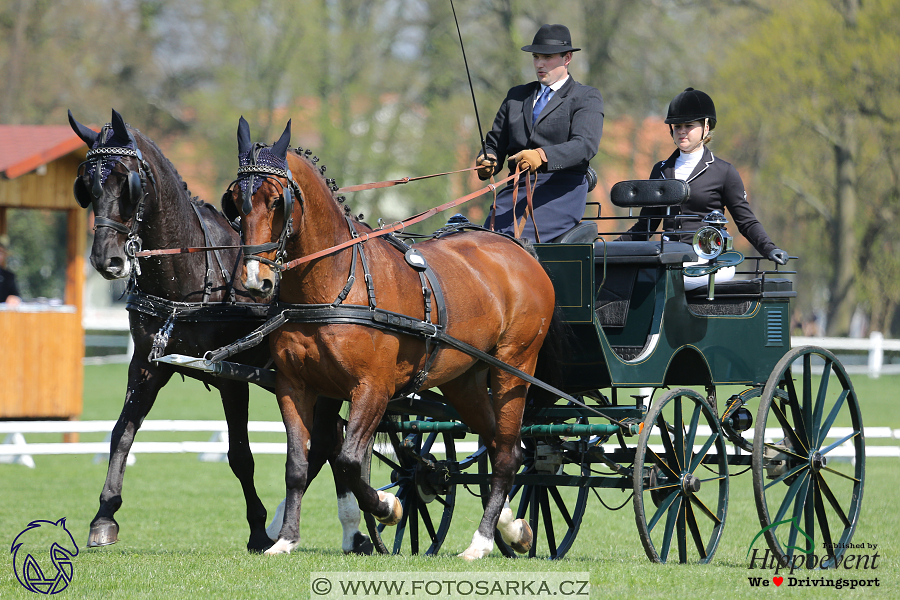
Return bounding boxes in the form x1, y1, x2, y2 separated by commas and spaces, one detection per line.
475, 153, 498, 180
509, 149, 546, 173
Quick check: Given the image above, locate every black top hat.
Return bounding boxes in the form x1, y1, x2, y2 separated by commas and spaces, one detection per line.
521, 24, 580, 54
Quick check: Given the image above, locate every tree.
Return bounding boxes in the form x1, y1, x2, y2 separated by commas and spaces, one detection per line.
714, 0, 900, 335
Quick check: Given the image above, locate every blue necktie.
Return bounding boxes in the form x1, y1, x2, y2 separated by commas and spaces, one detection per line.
532, 87, 553, 125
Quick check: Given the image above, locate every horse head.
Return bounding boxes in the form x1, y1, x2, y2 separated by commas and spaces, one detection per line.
226, 117, 302, 301
69, 109, 153, 280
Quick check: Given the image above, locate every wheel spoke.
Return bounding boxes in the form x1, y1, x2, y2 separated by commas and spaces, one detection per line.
647, 489, 680, 534
677, 500, 688, 563
648, 448, 680, 480
820, 465, 860, 483
813, 479, 836, 565
548, 486, 574, 528
659, 496, 682, 562
409, 496, 419, 555
816, 472, 851, 528
820, 431, 860, 456
689, 432, 719, 473
433, 494, 449, 508
783, 375, 811, 453
811, 359, 833, 445
648, 483, 681, 492
763, 441, 807, 462
673, 396, 685, 471
770, 400, 809, 455
802, 355, 813, 448
786, 475, 811, 556
420, 431, 437, 454
373, 450, 403, 473
684, 401, 703, 464
540, 489, 558, 557
688, 494, 722, 525
420, 501, 437, 543
804, 474, 816, 556
685, 500, 707, 560
772, 470, 809, 524
764, 461, 809, 491
528, 487, 539, 558
657, 413, 682, 472
817, 390, 850, 448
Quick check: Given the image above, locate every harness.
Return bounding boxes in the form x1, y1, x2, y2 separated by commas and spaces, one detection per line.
77, 128, 237, 304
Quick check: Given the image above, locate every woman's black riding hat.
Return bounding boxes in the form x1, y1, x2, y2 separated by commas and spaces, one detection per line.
665, 87, 717, 129
521, 24, 581, 54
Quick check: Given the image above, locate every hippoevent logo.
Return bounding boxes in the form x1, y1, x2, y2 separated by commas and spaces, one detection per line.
745, 517, 880, 590
10, 518, 79, 594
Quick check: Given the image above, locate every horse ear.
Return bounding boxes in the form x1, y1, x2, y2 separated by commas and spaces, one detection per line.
222, 191, 239, 223
68, 110, 99, 147
237, 116, 252, 156
272, 119, 291, 159
109, 109, 131, 147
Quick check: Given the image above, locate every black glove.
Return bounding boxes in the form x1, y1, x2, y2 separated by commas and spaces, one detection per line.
768, 248, 788, 265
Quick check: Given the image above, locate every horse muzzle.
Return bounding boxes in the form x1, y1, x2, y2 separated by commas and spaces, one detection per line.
243, 259, 276, 300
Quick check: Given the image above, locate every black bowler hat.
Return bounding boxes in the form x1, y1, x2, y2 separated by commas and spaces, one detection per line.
521, 24, 580, 54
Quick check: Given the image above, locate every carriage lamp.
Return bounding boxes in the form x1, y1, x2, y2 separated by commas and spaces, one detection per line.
692, 210, 733, 260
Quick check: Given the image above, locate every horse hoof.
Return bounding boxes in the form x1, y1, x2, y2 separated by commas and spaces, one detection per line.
247, 531, 275, 554
458, 532, 493, 560
508, 519, 533, 554
264, 538, 298, 555
375, 491, 402, 526
344, 532, 374, 556
87, 521, 119, 547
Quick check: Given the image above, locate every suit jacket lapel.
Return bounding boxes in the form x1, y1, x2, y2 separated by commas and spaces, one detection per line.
524, 82, 541, 136
533, 77, 575, 128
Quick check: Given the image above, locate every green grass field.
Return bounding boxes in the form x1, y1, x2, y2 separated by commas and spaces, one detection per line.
1, 365, 897, 599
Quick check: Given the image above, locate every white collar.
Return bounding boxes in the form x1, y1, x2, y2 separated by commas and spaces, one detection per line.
541, 75, 569, 95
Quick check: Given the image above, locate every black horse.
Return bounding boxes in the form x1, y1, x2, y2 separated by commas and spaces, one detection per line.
68, 110, 371, 553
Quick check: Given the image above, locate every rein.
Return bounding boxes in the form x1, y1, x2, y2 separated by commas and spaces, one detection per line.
135, 168, 527, 266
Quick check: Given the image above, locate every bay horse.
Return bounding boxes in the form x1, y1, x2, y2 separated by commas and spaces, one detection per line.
228, 118, 556, 559
68, 110, 372, 554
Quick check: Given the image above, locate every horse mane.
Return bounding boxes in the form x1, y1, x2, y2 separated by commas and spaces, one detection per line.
288, 146, 364, 224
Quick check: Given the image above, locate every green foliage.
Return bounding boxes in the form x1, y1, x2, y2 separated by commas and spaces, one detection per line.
5, 209, 68, 301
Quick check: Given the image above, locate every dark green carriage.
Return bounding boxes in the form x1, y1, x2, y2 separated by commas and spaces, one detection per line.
363, 180, 864, 565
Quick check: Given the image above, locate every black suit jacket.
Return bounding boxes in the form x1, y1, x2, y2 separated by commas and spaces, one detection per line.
483, 77, 604, 176
624, 146, 777, 256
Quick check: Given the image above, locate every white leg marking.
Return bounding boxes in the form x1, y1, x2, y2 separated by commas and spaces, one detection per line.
459, 531, 494, 561
338, 493, 362, 553
264, 537, 298, 555
266, 498, 285, 541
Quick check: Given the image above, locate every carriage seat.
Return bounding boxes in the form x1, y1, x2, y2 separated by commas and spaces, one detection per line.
550, 221, 598, 244
595, 241, 697, 265
610, 179, 690, 208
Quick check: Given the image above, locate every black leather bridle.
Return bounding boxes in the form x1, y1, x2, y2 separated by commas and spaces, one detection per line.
226, 144, 302, 270
75, 127, 157, 276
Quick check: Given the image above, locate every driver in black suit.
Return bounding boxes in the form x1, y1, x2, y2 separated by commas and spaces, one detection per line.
475, 24, 604, 242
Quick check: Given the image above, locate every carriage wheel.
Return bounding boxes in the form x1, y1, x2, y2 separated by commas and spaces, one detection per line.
479, 428, 591, 560
751, 346, 864, 569
364, 418, 457, 555
633, 388, 729, 564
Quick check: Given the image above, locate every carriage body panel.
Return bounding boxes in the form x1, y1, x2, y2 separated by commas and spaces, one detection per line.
535, 241, 795, 391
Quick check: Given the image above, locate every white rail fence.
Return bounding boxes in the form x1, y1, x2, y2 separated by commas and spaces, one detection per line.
1, 420, 897, 468
793, 332, 900, 377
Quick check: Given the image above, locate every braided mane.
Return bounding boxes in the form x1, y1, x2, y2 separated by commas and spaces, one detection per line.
289, 146, 363, 222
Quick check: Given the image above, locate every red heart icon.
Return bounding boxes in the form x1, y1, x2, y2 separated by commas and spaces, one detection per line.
773, 577, 783, 586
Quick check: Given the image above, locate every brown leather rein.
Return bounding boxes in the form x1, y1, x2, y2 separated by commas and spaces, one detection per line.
135, 166, 535, 270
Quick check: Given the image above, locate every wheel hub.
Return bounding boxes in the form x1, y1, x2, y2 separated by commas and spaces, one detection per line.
681, 473, 701, 494
810, 451, 827, 472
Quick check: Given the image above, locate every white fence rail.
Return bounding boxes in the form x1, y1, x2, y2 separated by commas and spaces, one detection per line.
1, 420, 897, 468
792, 332, 900, 377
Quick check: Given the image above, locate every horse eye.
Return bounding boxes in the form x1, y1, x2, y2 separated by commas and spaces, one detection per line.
272, 196, 284, 209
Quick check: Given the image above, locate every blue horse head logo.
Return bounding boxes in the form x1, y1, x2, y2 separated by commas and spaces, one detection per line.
11, 518, 79, 594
